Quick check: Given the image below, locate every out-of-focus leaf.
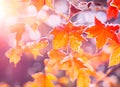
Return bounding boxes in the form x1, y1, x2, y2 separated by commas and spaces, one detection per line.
24, 37, 49, 59
31, 0, 44, 11
32, 72, 56, 87
23, 81, 37, 87
5, 46, 22, 66
58, 77, 68, 85
60, 54, 87, 81
31, 0, 54, 11
109, 47, 120, 66
10, 23, 25, 44
45, 49, 66, 73
86, 17, 120, 49
48, 49, 66, 60
0, 82, 10, 87
77, 69, 90, 87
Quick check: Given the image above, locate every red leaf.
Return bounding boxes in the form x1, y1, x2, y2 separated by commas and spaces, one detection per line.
109, 0, 120, 10
107, 5, 119, 20
86, 17, 120, 49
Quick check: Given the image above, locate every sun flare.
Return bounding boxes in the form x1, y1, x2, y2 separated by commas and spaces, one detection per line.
0, 1, 6, 18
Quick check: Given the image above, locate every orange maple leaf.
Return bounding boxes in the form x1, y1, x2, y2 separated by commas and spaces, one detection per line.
86, 17, 120, 49
32, 72, 57, 87
31, 0, 54, 11
5, 46, 22, 66
51, 22, 86, 52
24, 37, 49, 59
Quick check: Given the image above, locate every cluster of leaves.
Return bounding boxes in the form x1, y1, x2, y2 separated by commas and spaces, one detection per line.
3, 0, 120, 87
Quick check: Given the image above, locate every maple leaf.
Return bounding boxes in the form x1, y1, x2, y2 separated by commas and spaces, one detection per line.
86, 17, 120, 49
10, 23, 25, 44
107, 5, 119, 20
31, 0, 54, 11
109, 47, 120, 66
60, 54, 87, 81
32, 72, 57, 87
5, 46, 22, 66
24, 37, 49, 59
77, 69, 90, 87
51, 22, 86, 52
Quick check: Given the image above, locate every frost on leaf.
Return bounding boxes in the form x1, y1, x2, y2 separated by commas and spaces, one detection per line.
86, 17, 119, 49
51, 22, 86, 52
5, 46, 22, 66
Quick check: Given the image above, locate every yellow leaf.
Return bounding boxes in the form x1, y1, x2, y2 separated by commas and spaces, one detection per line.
5, 46, 22, 66
69, 35, 81, 52
109, 47, 120, 66
77, 69, 90, 87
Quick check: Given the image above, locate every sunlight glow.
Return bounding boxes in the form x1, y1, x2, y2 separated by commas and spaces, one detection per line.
0, 1, 6, 19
